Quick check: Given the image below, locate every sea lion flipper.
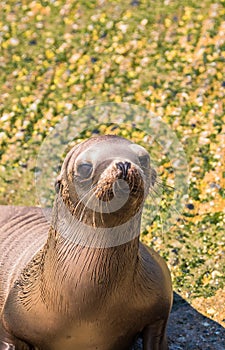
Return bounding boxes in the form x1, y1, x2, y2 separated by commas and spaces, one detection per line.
142, 320, 168, 350
0, 323, 15, 350
0, 329, 32, 350
0, 341, 15, 350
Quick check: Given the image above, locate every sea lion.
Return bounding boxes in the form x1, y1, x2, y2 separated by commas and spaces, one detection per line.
0, 135, 172, 350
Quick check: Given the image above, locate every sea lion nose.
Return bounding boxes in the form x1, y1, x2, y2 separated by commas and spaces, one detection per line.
116, 161, 131, 180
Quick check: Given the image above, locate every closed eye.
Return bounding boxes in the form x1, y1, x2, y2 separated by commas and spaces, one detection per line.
77, 162, 93, 178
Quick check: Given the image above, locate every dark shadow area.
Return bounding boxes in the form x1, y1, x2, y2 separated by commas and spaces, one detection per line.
168, 292, 225, 350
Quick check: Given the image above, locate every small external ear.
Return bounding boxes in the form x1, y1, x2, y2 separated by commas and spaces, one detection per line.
54, 176, 62, 194
150, 168, 157, 187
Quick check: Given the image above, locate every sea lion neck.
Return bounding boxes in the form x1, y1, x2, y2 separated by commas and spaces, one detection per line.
48, 192, 143, 248
40, 222, 140, 314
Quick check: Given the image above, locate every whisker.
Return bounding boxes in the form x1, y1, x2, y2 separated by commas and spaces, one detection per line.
73, 183, 99, 217
79, 187, 99, 222
100, 197, 104, 226
148, 184, 186, 226
155, 179, 181, 194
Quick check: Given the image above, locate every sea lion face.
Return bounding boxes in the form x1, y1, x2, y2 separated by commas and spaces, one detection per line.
57, 135, 156, 228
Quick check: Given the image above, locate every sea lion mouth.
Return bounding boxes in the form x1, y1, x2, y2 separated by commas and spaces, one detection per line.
113, 179, 130, 196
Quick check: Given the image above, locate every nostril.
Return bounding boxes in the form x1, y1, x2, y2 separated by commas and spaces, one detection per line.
124, 161, 131, 175
116, 161, 131, 180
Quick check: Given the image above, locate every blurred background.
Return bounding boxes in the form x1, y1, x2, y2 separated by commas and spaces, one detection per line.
0, 0, 225, 327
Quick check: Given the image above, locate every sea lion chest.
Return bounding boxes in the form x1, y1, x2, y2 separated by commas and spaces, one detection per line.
4, 246, 144, 350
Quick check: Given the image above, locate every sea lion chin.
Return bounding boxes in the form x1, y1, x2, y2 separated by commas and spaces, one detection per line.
0, 134, 172, 350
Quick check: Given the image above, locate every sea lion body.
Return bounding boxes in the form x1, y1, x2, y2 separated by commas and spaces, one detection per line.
0, 135, 172, 350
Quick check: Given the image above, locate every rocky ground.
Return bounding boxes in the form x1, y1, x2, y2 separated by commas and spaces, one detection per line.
168, 293, 225, 350
133, 292, 225, 349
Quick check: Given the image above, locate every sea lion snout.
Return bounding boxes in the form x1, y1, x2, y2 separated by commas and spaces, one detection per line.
94, 158, 144, 201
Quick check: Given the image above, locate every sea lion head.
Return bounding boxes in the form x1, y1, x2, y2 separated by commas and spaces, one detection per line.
55, 135, 156, 228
